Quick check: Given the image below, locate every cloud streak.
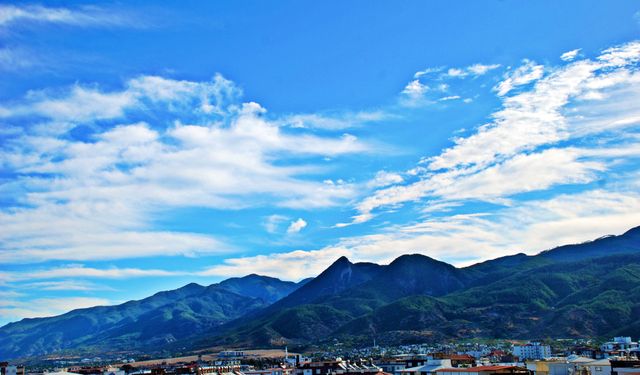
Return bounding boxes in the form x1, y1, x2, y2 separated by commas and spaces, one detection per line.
0, 4, 139, 29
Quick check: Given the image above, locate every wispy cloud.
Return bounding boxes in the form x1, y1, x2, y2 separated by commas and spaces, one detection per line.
401, 62, 500, 106
18, 280, 116, 291
0, 4, 149, 71
341, 40, 640, 226
494, 59, 544, 96
280, 110, 390, 130
4, 265, 184, 281
0, 297, 112, 322
0, 4, 140, 29
263, 214, 289, 234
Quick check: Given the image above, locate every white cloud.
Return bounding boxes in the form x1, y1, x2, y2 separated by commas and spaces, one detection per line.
430, 147, 605, 200
198, 247, 351, 281
447, 68, 466, 77
446, 64, 501, 78
413, 67, 444, 78
400, 79, 430, 106
560, 48, 581, 62
345, 40, 640, 225
439, 95, 461, 101
287, 218, 307, 234
415, 63, 500, 80
0, 74, 239, 123
368, 170, 404, 188
0, 74, 371, 263
467, 63, 501, 75
201, 189, 640, 280
494, 59, 545, 96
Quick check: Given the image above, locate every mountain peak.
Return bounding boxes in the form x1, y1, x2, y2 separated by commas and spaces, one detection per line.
388, 253, 456, 270
333, 255, 352, 265
623, 225, 640, 236
391, 253, 437, 264
217, 273, 300, 304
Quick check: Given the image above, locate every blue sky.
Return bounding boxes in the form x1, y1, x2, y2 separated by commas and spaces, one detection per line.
1, 1, 640, 325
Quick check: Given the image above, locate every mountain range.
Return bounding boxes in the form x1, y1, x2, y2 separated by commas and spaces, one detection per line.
2, 226, 640, 360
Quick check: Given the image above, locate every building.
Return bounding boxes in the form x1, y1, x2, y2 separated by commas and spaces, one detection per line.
296, 359, 385, 375
526, 356, 602, 375
611, 360, 640, 375
244, 368, 293, 375
567, 347, 601, 360
582, 359, 611, 375
401, 359, 453, 375
513, 344, 552, 360
0, 363, 24, 375
485, 351, 518, 364
525, 359, 555, 375
377, 355, 470, 375
437, 365, 531, 375
431, 355, 476, 368
602, 338, 639, 353
376, 360, 410, 375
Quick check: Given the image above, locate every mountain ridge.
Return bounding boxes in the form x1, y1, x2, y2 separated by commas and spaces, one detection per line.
2, 226, 640, 360
200, 226, 640, 348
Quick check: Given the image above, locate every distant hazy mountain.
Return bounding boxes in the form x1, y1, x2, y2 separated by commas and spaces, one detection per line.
2, 226, 640, 360
0, 275, 301, 359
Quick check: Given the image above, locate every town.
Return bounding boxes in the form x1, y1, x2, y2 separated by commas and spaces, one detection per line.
2, 337, 639, 375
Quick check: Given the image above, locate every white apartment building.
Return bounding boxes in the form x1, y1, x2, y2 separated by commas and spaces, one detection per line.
513, 343, 551, 360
